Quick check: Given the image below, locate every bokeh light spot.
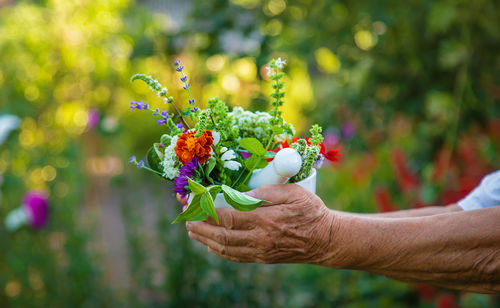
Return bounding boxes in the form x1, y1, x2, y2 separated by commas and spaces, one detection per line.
373, 21, 387, 35
41, 165, 57, 182
233, 58, 256, 82
266, 0, 286, 16
230, 0, 261, 9
206, 55, 226, 72
5, 281, 21, 298
221, 74, 240, 94
261, 19, 282, 36
19, 130, 35, 148
315, 47, 341, 73
24, 85, 40, 102
354, 30, 376, 51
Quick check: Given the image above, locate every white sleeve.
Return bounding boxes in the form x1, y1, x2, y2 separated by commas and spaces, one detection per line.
458, 170, 500, 211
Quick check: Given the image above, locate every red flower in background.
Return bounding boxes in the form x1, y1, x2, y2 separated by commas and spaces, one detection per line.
391, 149, 419, 192
414, 283, 435, 302
374, 186, 399, 212
435, 293, 459, 308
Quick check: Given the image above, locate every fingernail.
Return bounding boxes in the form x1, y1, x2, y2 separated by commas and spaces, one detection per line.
186, 222, 192, 229
182, 205, 187, 211
245, 190, 255, 197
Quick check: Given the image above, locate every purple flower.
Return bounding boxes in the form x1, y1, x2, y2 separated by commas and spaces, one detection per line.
157, 119, 167, 126
153, 108, 160, 115
176, 65, 184, 72
130, 100, 149, 110
174, 60, 180, 67
137, 160, 144, 168
180, 76, 188, 82
173, 158, 198, 198
87, 108, 100, 130
182, 83, 190, 90
190, 107, 199, 112
241, 151, 252, 159
22, 191, 49, 229
161, 110, 169, 118
176, 122, 184, 130
129, 156, 136, 164
341, 122, 356, 140
188, 99, 195, 105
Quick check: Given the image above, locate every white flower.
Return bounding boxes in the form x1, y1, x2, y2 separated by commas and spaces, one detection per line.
265, 65, 272, 76
275, 57, 287, 69
254, 127, 265, 139
220, 146, 228, 153
212, 131, 221, 145
162, 136, 180, 180
221, 149, 236, 161
224, 160, 241, 171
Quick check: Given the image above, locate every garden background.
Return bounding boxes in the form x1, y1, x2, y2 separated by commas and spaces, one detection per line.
1, 0, 499, 306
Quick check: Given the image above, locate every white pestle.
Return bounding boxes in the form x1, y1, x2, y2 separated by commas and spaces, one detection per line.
248, 147, 302, 189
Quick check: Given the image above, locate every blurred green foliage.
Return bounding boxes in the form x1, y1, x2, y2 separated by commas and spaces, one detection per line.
0, 0, 499, 307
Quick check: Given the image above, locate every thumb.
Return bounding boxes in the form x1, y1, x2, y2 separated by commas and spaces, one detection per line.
246, 183, 306, 206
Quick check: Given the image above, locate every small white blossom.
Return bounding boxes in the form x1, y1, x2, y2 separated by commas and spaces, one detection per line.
221, 149, 237, 161
275, 57, 287, 69
224, 160, 241, 171
212, 130, 221, 145
162, 136, 180, 180
265, 65, 272, 76
220, 147, 228, 153
254, 127, 265, 139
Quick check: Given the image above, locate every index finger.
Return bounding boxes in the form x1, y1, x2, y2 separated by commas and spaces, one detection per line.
246, 183, 308, 206
204, 208, 257, 230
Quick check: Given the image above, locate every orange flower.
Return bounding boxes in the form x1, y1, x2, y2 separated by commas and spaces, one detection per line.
175, 130, 214, 164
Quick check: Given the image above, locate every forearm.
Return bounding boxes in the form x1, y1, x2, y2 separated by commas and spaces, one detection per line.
356, 204, 461, 218
319, 207, 500, 293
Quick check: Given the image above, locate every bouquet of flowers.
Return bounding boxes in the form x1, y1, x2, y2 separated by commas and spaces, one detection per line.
129, 58, 339, 223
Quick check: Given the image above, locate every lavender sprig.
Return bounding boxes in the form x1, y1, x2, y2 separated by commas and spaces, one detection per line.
130, 73, 190, 129
174, 60, 198, 115
129, 100, 171, 126
128, 156, 163, 175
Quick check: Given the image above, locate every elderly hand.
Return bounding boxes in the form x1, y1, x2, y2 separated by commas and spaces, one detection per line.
184, 184, 337, 264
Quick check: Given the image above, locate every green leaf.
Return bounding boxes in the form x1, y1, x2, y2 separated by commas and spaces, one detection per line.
201, 192, 219, 224
153, 143, 165, 160
239, 138, 266, 156
236, 183, 251, 192
244, 155, 268, 170
221, 185, 266, 211
271, 126, 284, 134
188, 178, 206, 195
147, 146, 163, 174
207, 185, 221, 199
172, 194, 208, 223
205, 157, 216, 179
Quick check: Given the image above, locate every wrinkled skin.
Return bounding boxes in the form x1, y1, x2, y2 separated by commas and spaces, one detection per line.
179, 183, 500, 293
183, 184, 337, 264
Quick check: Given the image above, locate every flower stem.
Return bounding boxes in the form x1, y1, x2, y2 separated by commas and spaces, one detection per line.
140, 165, 163, 176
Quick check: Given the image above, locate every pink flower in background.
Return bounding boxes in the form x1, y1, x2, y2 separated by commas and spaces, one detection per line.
87, 108, 100, 130
340, 122, 355, 140
323, 131, 339, 149
5, 190, 49, 231
22, 191, 49, 229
